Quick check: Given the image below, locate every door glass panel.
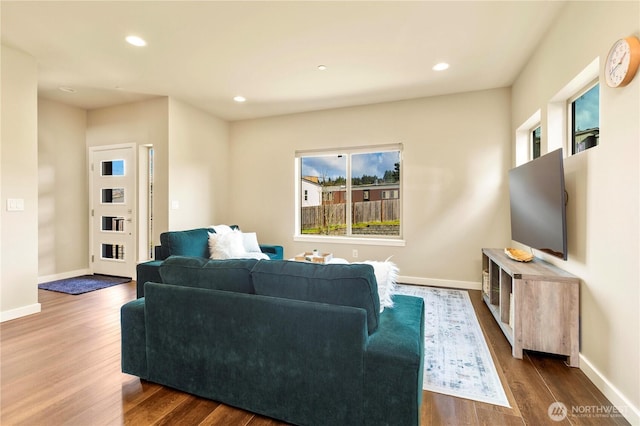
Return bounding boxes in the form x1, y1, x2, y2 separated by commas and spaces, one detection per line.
102, 160, 125, 176
101, 188, 125, 203
101, 216, 125, 232
101, 243, 125, 260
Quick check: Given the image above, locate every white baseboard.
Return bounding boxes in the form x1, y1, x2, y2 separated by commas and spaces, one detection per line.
38, 268, 91, 284
398, 275, 481, 291
579, 354, 639, 425
1, 303, 41, 323
3, 268, 91, 323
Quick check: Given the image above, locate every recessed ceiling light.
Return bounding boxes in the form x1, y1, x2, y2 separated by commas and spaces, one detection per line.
317, 65, 327, 71
233, 96, 246, 103
432, 62, 450, 71
126, 35, 147, 47
58, 86, 76, 93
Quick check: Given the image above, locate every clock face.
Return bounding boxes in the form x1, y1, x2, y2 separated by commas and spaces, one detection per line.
605, 37, 640, 88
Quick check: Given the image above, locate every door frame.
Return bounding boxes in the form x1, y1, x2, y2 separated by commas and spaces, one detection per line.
88, 142, 137, 278
138, 144, 154, 262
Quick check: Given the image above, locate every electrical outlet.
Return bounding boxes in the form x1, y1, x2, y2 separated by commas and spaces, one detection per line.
352, 249, 358, 258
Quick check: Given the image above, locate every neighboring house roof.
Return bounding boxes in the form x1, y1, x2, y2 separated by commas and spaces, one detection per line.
302, 176, 322, 186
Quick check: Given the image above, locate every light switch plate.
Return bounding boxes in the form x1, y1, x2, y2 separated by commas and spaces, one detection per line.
7, 198, 25, 211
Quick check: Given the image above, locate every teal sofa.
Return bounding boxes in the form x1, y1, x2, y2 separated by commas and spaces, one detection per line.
121, 256, 424, 426
135, 226, 284, 297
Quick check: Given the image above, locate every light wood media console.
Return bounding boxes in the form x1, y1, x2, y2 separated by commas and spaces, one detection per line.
481, 248, 580, 367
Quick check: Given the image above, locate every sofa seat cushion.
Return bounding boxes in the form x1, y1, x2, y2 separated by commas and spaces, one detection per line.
159, 256, 258, 294
251, 260, 381, 334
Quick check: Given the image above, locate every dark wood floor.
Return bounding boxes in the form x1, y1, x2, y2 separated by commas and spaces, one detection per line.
0, 281, 630, 425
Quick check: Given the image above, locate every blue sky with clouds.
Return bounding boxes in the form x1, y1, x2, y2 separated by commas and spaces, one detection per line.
302, 151, 399, 181
574, 84, 599, 131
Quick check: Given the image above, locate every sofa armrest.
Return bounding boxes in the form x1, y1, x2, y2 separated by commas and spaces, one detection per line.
364, 295, 424, 426
136, 260, 163, 298
260, 244, 284, 260
121, 297, 148, 379
154, 245, 170, 260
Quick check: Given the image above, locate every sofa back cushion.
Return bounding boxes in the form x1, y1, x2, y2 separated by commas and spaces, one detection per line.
250, 260, 380, 334
159, 225, 241, 259
159, 256, 258, 294
160, 228, 212, 258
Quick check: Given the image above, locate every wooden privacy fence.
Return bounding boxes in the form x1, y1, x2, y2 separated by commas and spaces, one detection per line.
353, 199, 399, 223
301, 200, 399, 229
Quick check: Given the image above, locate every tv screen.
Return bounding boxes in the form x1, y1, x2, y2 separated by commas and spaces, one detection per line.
508, 148, 567, 260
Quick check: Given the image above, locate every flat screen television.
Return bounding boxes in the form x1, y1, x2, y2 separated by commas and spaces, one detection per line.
508, 148, 568, 260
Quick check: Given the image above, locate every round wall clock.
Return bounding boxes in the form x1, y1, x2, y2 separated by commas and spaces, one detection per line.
605, 36, 640, 88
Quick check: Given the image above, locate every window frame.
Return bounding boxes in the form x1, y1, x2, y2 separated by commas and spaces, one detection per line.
515, 110, 541, 166
547, 57, 599, 157
294, 144, 405, 247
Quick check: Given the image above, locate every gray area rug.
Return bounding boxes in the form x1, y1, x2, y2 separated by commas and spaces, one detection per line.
38, 274, 131, 295
394, 285, 510, 407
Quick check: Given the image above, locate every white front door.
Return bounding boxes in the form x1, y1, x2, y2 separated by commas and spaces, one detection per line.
89, 144, 136, 278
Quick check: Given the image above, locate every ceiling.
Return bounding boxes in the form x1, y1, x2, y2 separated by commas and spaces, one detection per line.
1, 1, 565, 121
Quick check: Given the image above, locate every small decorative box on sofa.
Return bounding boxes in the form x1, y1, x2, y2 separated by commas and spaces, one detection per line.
135, 226, 283, 298
121, 257, 424, 426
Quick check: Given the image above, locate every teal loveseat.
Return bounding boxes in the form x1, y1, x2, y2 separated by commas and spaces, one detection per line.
121, 256, 424, 426
135, 226, 284, 297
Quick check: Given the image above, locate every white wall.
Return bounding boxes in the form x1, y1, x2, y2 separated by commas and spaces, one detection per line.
511, 2, 639, 422
229, 88, 512, 285
38, 98, 88, 279
1, 45, 41, 321
167, 98, 229, 230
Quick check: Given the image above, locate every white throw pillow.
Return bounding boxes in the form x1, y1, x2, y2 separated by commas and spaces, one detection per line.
242, 232, 262, 253
239, 251, 270, 260
358, 260, 398, 312
210, 224, 233, 234
208, 231, 245, 259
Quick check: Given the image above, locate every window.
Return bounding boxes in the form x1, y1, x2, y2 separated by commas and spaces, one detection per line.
384, 190, 399, 199
569, 82, 599, 154
296, 145, 402, 240
548, 58, 599, 157
531, 126, 541, 159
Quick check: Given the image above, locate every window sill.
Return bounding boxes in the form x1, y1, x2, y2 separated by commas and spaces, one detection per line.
293, 234, 406, 247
